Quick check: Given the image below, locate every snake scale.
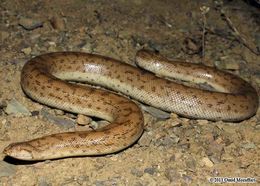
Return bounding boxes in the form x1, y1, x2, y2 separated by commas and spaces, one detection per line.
3, 50, 258, 160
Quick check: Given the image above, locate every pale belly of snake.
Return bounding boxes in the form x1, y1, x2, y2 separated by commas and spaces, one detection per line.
3, 50, 258, 160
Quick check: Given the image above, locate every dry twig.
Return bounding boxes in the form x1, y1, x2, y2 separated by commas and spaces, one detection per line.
215, 0, 259, 55
200, 6, 210, 63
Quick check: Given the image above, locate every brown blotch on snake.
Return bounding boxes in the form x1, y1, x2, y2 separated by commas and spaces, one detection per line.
3, 50, 258, 160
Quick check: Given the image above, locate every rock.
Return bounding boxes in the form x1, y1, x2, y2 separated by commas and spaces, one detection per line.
165, 168, 181, 182
109, 155, 119, 162
94, 180, 105, 186
212, 169, 220, 176
196, 119, 209, 125
131, 168, 143, 177
155, 133, 179, 147
47, 45, 57, 52
185, 158, 197, 171
40, 108, 75, 128
147, 40, 163, 51
169, 133, 180, 143
221, 152, 234, 162
210, 156, 221, 164
201, 157, 214, 167
214, 58, 240, 70
50, 16, 65, 30
144, 167, 157, 175
76, 176, 90, 184
140, 105, 170, 119
88, 120, 110, 130
30, 33, 41, 40
169, 120, 182, 127
38, 177, 51, 186
134, 182, 143, 186
140, 174, 157, 185
238, 160, 251, 169
31, 110, 40, 116
81, 42, 94, 53
183, 37, 201, 55
138, 131, 152, 146
0, 161, 16, 177
241, 142, 256, 150
53, 109, 64, 116
19, 17, 43, 30
0, 99, 7, 108
21, 47, 32, 55
2, 119, 7, 125
77, 114, 92, 125
255, 124, 260, 130
182, 174, 193, 184
4, 99, 31, 116
131, 35, 147, 48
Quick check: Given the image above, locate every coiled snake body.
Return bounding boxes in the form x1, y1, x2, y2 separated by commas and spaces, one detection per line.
3, 50, 258, 160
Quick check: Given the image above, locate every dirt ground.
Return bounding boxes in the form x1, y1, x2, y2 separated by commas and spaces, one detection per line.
0, 0, 259, 185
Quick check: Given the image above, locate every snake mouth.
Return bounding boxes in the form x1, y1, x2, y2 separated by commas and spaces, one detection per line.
3, 143, 34, 160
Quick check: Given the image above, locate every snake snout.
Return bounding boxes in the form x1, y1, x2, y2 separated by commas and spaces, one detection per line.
3, 143, 34, 160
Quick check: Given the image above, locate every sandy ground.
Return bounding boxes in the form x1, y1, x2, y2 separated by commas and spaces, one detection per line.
0, 0, 259, 185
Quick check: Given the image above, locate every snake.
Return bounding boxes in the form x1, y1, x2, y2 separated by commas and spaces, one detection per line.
3, 50, 258, 160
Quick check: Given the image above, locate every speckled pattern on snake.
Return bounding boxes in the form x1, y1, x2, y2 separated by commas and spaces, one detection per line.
3, 50, 258, 160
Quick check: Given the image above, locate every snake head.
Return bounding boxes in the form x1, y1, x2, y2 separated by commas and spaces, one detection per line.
3, 142, 34, 160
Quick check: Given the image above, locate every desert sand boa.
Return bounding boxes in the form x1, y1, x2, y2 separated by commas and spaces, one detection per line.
3, 50, 258, 160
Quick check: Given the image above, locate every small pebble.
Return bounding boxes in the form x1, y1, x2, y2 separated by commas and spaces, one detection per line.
31, 110, 40, 116
88, 120, 110, 130
183, 37, 201, 54
0, 99, 7, 108
196, 119, 209, 125
214, 58, 240, 70
141, 105, 170, 119
19, 17, 43, 30
94, 180, 105, 186
96, 120, 110, 128
0, 31, 10, 41
2, 119, 7, 125
38, 177, 51, 186
165, 168, 180, 182
212, 169, 220, 176
134, 181, 143, 186
50, 16, 65, 30
53, 109, 64, 116
47, 45, 57, 52
147, 40, 163, 51
170, 120, 182, 127
238, 160, 250, 169
81, 42, 94, 53
185, 158, 197, 171
77, 114, 92, 125
182, 174, 193, 184
241, 142, 256, 150
155, 134, 179, 147
109, 155, 119, 162
144, 167, 156, 175
21, 47, 32, 55
138, 132, 152, 146
201, 157, 214, 167
4, 99, 31, 116
131, 168, 143, 177
221, 152, 234, 161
